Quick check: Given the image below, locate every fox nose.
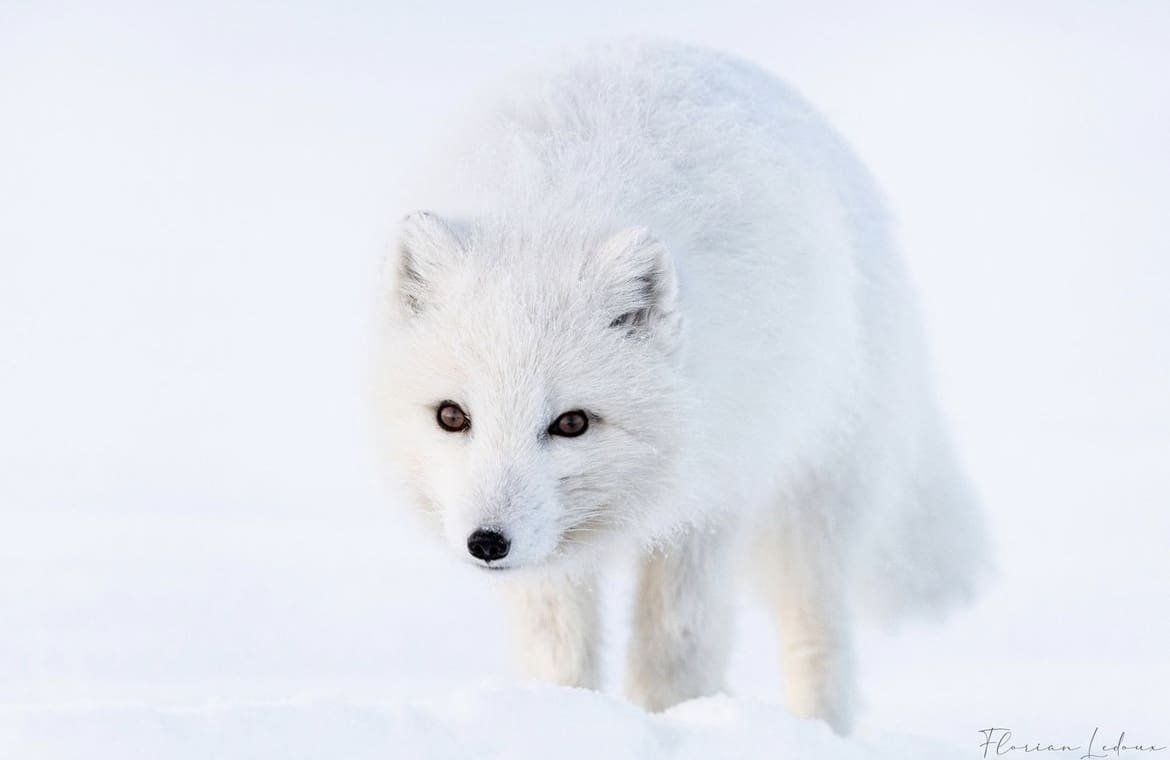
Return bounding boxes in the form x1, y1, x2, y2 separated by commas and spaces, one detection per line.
467, 529, 510, 562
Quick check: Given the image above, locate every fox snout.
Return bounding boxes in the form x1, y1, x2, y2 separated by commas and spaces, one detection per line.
466, 528, 510, 563
452, 465, 563, 568
454, 504, 562, 570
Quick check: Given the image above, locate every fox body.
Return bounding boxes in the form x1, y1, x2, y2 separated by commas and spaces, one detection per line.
376, 41, 987, 733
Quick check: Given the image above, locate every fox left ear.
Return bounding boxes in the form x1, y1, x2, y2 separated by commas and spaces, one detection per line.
595, 227, 682, 350
389, 211, 469, 316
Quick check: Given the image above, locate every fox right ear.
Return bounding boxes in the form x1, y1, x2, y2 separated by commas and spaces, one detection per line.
594, 227, 682, 351
390, 211, 468, 316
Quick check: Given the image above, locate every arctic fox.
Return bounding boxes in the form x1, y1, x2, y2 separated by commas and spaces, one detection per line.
375, 41, 988, 734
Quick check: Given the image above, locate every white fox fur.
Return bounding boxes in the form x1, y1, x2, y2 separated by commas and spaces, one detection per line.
375, 40, 989, 734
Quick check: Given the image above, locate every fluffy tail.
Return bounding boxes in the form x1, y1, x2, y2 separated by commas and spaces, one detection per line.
852, 430, 992, 625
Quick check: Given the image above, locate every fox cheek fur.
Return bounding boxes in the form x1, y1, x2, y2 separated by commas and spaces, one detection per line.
374, 41, 990, 734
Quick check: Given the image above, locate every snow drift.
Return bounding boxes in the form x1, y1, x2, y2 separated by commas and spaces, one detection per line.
0, 685, 964, 760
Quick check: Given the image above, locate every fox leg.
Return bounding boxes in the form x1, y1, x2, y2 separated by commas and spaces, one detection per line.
757, 505, 859, 734
501, 570, 601, 689
625, 521, 736, 710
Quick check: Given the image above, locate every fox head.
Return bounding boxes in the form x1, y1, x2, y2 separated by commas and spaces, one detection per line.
375, 211, 688, 571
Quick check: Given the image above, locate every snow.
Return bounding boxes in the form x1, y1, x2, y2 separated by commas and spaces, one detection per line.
2, 0, 1168, 757
0, 687, 965, 760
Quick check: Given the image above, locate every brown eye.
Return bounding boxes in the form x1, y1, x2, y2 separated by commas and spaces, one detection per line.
437, 401, 469, 432
550, 410, 588, 438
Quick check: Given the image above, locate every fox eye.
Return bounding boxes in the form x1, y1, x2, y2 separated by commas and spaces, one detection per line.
436, 401, 469, 432
549, 410, 588, 438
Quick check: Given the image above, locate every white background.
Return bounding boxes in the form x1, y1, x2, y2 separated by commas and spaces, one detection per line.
2, 0, 1167, 753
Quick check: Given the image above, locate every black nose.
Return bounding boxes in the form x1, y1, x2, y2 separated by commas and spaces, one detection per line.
467, 529, 510, 562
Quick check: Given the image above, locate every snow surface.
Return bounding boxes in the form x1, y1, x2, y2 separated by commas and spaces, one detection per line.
2, 1, 1168, 758
0, 687, 965, 760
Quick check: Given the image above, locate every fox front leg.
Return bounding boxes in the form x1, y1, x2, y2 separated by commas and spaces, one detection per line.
501, 570, 602, 689
625, 522, 735, 710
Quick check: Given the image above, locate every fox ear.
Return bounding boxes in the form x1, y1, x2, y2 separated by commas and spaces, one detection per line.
390, 211, 468, 316
595, 227, 682, 348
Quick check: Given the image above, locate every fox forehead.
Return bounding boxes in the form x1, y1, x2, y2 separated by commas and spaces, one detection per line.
433, 246, 604, 320
386, 213, 684, 431
402, 291, 613, 396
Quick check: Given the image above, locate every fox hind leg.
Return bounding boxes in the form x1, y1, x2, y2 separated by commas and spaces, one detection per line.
753, 494, 859, 735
